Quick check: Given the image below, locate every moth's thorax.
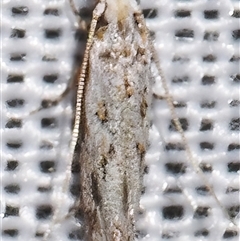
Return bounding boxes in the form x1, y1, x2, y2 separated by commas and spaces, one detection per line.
104, 0, 137, 22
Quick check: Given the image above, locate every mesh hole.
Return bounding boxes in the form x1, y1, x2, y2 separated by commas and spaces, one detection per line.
200, 100, 216, 109
199, 163, 212, 172
6, 99, 25, 108
41, 118, 57, 129
228, 162, 240, 172
229, 55, 240, 62
36, 205, 53, 219
141, 186, 146, 195
172, 75, 190, 84
39, 141, 54, 150
173, 101, 187, 108
169, 118, 189, 131
5, 119, 22, 129
74, 207, 84, 222
164, 186, 182, 194
194, 228, 209, 237
174, 9, 191, 18
165, 142, 185, 151
10, 28, 26, 38
200, 142, 214, 150
143, 165, 149, 174
70, 184, 80, 197
43, 74, 58, 83
5, 160, 19, 171
194, 206, 210, 218
229, 99, 240, 107
4, 205, 19, 217
226, 187, 239, 193
227, 205, 240, 218
71, 157, 80, 173
195, 186, 210, 196
204, 10, 219, 19
40, 99, 58, 109
37, 186, 52, 192
42, 55, 57, 62
10, 53, 26, 61
3, 229, 19, 237
175, 29, 194, 39
162, 231, 178, 239
79, 7, 94, 21
12, 6, 28, 16
135, 229, 148, 239
142, 9, 158, 19
228, 143, 240, 151
202, 75, 215, 85
230, 74, 240, 84
162, 205, 184, 220
7, 74, 24, 83
229, 118, 240, 131
199, 119, 213, 131
149, 30, 156, 39
232, 29, 240, 40
202, 54, 216, 62
165, 163, 186, 175
6, 141, 23, 149
203, 31, 219, 41
43, 8, 60, 16
68, 229, 85, 240
44, 29, 61, 39
172, 56, 190, 63
232, 10, 240, 18
4, 184, 20, 194
35, 232, 44, 237
75, 28, 88, 42
223, 230, 238, 239
74, 52, 85, 64
39, 160, 56, 173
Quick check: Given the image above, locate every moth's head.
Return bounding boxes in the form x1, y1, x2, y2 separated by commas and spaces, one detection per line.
104, 0, 137, 22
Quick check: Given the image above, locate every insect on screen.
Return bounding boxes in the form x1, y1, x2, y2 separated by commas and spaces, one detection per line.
1, 0, 239, 241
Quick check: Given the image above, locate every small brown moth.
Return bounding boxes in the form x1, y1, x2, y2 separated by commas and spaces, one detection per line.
70, 0, 152, 240
43, 0, 237, 240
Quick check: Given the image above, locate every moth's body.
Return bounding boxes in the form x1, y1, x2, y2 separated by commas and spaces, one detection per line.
78, 0, 153, 240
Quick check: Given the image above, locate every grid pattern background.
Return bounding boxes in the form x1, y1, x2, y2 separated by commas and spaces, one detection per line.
1, 0, 239, 241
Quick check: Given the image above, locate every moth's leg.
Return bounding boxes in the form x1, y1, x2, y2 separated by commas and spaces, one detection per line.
30, 1, 91, 115
133, 9, 188, 148
153, 93, 167, 100
133, 6, 194, 169
153, 89, 237, 226
30, 81, 74, 114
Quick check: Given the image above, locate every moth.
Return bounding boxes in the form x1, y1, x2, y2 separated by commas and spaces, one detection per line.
70, 0, 153, 240
43, 0, 237, 240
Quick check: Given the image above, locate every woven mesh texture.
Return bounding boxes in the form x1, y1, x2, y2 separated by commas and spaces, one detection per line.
1, 0, 239, 241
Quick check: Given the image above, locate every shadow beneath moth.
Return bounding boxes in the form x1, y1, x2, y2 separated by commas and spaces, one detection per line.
72, 0, 154, 240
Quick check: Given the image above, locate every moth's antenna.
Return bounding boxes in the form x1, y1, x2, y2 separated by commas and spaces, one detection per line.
150, 42, 238, 228
69, 0, 106, 188
134, 9, 238, 227
43, 1, 107, 240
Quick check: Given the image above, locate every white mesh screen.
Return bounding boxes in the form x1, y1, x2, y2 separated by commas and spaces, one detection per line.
1, 0, 239, 241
